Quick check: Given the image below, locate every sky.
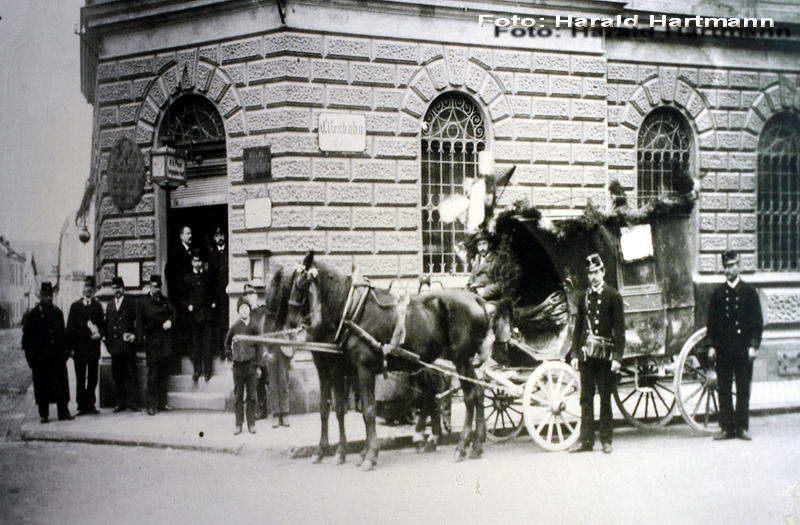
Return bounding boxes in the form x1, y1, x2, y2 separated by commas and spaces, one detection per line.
0, 0, 93, 244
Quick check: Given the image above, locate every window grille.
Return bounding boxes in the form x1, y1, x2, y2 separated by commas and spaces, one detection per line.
158, 94, 226, 178
757, 113, 800, 271
421, 94, 485, 274
637, 108, 692, 207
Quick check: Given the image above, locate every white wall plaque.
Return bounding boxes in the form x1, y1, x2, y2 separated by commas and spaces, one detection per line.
115, 261, 141, 289
318, 113, 366, 152
244, 197, 272, 229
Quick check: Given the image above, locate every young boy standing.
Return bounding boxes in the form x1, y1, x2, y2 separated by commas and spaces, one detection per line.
224, 298, 261, 435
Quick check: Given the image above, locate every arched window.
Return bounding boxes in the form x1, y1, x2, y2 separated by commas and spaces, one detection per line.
421, 93, 485, 274
757, 113, 800, 271
158, 94, 226, 178
637, 108, 692, 207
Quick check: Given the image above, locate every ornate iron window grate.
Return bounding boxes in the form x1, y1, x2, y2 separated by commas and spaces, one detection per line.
421, 94, 485, 275
158, 94, 226, 178
758, 113, 800, 271
637, 108, 692, 207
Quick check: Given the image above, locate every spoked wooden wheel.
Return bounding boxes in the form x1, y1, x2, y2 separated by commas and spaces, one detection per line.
614, 357, 676, 430
675, 328, 734, 434
484, 387, 524, 443
522, 361, 581, 451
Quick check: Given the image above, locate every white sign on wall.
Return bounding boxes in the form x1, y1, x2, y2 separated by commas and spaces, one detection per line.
318, 113, 367, 152
244, 197, 272, 229
620, 224, 654, 262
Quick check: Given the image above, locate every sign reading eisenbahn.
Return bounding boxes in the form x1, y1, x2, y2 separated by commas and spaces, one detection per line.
318, 113, 366, 152
243, 146, 272, 182
107, 137, 146, 211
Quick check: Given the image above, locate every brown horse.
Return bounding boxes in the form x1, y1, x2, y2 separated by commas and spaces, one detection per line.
286, 252, 492, 471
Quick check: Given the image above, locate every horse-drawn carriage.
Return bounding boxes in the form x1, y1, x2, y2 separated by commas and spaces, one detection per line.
236, 182, 724, 467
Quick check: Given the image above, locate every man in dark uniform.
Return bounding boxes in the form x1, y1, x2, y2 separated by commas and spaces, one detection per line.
177, 249, 217, 382
66, 275, 104, 416
208, 224, 229, 360
104, 276, 141, 412
138, 275, 176, 416
568, 253, 625, 454
708, 250, 764, 441
22, 282, 73, 423
466, 231, 507, 365
166, 225, 193, 357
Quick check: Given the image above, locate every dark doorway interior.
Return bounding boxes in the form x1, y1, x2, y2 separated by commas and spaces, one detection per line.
166, 204, 228, 270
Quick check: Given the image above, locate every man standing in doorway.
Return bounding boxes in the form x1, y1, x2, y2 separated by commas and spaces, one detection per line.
66, 276, 104, 416
105, 277, 141, 412
568, 253, 624, 454
139, 275, 176, 416
22, 282, 73, 423
178, 249, 216, 382
708, 250, 763, 441
208, 224, 229, 358
166, 225, 193, 356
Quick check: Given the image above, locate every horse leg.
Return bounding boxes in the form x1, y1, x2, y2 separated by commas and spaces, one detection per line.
413, 408, 427, 453
468, 372, 485, 460
313, 370, 331, 464
454, 367, 475, 462
333, 370, 348, 465
356, 365, 378, 471
424, 388, 441, 453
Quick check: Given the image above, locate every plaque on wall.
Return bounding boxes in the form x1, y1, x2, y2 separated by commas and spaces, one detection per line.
243, 146, 271, 183
107, 137, 146, 211
318, 113, 366, 152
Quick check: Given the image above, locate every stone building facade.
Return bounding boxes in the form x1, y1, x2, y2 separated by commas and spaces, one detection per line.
80, 0, 800, 388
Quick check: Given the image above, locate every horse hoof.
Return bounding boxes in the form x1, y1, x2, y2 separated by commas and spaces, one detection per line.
312, 454, 324, 464
414, 441, 425, 453
424, 440, 438, 453
468, 449, 483, 460
454, 450, 467, 462
359, 459, 375, 472
334, 454, 346, 466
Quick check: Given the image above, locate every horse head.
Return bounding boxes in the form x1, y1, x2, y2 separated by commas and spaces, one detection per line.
286, 251, 323, 335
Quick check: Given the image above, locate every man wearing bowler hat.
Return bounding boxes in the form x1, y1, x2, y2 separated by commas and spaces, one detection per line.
104, 276, 141, 412
138, 275, 176, 415
707, 250, 763, 441
178, 249, 217, 382
569, 253, 625, 454
22, 282, 73, 423
66, 276, 105, 415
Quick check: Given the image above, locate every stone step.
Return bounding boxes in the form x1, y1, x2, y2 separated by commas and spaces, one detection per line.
167, 374, 233, 394
179, 356, 228, 376
167, 391, 226, 411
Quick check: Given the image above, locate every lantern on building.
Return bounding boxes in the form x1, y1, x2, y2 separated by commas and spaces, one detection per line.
150, 146, 187, 189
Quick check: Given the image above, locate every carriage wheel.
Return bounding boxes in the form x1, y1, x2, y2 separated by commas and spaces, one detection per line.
484, 387, 524, 443
674, 328, 734, 434
522, 361, 581, 451
613, 357, 676, 430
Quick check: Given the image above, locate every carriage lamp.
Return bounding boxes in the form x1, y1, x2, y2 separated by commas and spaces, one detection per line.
150, 146, 187, 189
78, 224, 91, 244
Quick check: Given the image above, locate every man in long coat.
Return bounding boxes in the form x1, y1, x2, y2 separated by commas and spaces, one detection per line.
22, 282, 73, 423
208, 224, 229, 359
708, 250, 764, 441
165, 225, 193, 357
105, 276, 141, 412
138, 274, 176, 415
66, 275, 105, 415
177, 249, 216, 382
466, 231, 507, 364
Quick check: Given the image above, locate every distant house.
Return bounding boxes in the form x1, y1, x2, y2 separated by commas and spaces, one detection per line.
0, 236, 35, 327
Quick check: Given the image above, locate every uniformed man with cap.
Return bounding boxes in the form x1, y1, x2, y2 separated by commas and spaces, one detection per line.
104, 276, 141, 412
66, 275, 105, 415
568, 253, 625, 454
22, 282, 73, 423
138, 274, 176, 415
707, 250, 763, 441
